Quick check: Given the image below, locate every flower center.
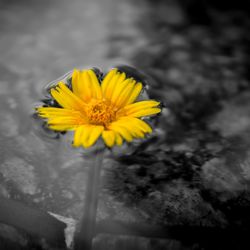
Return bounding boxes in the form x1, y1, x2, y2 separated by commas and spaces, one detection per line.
86, 99, 116, 126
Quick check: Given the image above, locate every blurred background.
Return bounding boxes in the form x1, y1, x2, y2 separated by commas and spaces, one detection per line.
0, 0, 250, 249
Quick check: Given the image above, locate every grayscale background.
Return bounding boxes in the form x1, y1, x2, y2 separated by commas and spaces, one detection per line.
0, 0, 250, 249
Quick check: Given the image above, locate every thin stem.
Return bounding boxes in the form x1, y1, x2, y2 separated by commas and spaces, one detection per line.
74, 148, 105, 250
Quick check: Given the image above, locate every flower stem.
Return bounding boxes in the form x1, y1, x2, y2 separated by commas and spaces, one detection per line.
74, 148, 104, 250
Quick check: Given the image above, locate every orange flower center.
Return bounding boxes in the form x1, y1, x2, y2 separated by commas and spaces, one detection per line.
86, 99, 116, 126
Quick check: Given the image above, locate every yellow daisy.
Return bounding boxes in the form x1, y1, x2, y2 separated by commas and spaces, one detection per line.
36, 68, 161, 148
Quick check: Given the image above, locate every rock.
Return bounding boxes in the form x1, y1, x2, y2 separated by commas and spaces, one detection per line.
209, 92, 250, 138
201, 158, 244, 196
0, 157, 38, 195
0, 224, 28, 250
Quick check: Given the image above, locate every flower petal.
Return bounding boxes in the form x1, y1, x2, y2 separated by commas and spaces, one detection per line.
117, 100, 161, 118
50, 89, 72, 109
134, 118, 152, 134
51, 82, 87, 111
130, 126, 145, 138
109, 72, 127, 100
101, 69, 143, 108
122, 117, 152, 133
37, 107, 85, 118
114, 80, 136, 108
86, 125, 104, 148
87, 70, 102, 99
37, 107, 87, 131
127, 108, 161, 117
101, 69, 118, 96
72, 69, 101, 102
110, 77, 132, 105
115, 132, 123, 146
102, 130, 115, 147
73, 126, 85, 147
79, 70, 91, 101
109, 122, 133, 142
37, 107, 87, 122
111, 117, 152, 140
48, 124, 76, 131
103, 72, 121, 100
71, 69, 81, 97
124, 82, 143, 105
79, 125, 104, 148
121, 100, 160, 113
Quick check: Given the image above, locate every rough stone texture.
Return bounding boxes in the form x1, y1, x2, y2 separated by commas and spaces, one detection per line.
0, 157, 38, 195
0, 0, 250, 249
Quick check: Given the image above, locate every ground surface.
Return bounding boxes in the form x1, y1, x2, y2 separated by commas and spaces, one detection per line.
0, 0, 250, 249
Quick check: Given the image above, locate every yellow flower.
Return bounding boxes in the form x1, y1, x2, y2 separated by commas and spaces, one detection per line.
37, 68, 161, 148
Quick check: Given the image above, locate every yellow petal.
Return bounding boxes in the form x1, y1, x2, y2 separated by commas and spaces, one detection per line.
72, 69, 80, 97
130, 126, 145, 138
115, 132, 123, 146
48, 124, 76, 131
109, 73, 127, 102
104, 72, 121, 100
111, 78, 133, 105
77, 125, 88, 148
87, 70, 102, 99
81, 125, 104, 148
37, 107, 86, 132
50, 88, 73, 109
51, 82, 87, 111
117, 100, 160, 118
73, 126, 85, 147
127, 108, 161, 117
114, 117, 152, 137
101, 69, 118, 96
121, 100, 160, 113
115, 80, 136, 108
47, 117, 81, 131
77, 70, 92, 102
48, 117, 78, 124
72, 69, 102, 100
102, 130, 115, 147
87, 126, 104, 148
37, 107, 87, 125
124, 82, 143, 105
136, 119, 152, 133
109, 123, 133, 142
123, 117, 152, 133
37, 107, 82, 118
